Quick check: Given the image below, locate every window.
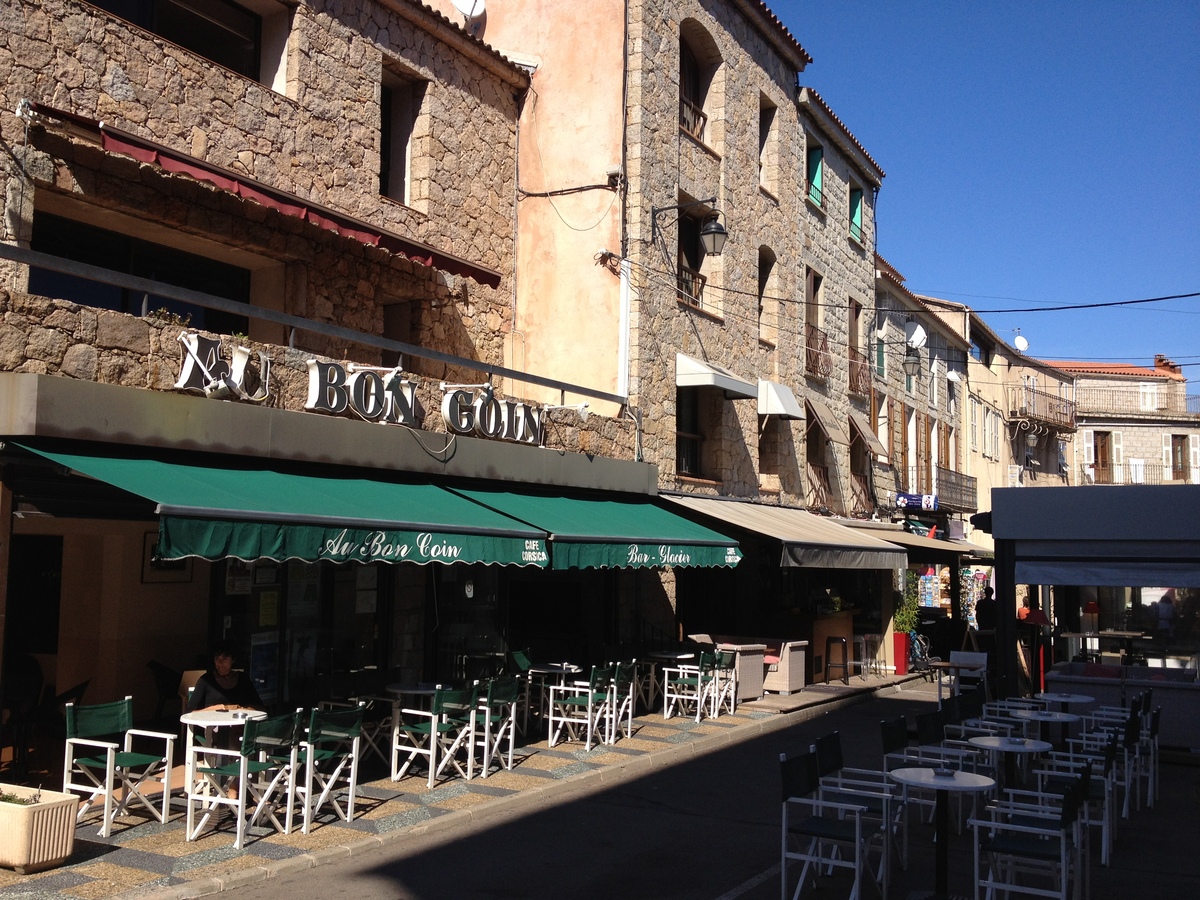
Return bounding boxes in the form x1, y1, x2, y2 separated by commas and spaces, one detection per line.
970, 337, 992, 367
805, 141, 824, 208
928, 354, 939, 408
29, 211, 250, 335
758, 96, 777, 193
875, 336, 886, 378
970, 397, 979, 451
804, 268, 831, 378
848, 186, 864, 245
676, 211, 712, 309
380, 67, 427, 207
757, 247, 777, 345
1164, 434, 1189, 480
1139, 383, 1159, 411
676, 388, 703, 476
90, 0, 290, 88
679, 40, 708, 142
805, 268, 823, 327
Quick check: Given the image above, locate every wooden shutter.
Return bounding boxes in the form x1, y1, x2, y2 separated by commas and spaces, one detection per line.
1163, 434, 1173, 470
1190, 434, 1200, 484
1082, 429, 1094, 466
1112, 431, 1123, 465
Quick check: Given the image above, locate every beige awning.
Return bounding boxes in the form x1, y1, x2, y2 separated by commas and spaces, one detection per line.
805, 397, 850, 445
849, 525, 970, 561
663, 495, 906, 570
758, 380, 805, 419
848, 408, 888, 458
676, 353, 757, 399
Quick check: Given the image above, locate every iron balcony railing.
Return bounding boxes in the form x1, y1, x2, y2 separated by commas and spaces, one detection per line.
1083, 461, 1196, 485
848, 347, 871, 396
904, 464, 930, 496
806, 462, 833, 512
1074, 384, 1200, 417
805, 180, 824, 209
805, 322, 833, 379
679, 97, 707, 143
677, 262, 706, 308
935, 466, 978, 513
1005, 384, 1076, 430
850, 470, 873, 517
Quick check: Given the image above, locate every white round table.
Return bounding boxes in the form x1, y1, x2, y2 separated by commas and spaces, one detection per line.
1009, 707, 1080, 746
890, 767, 994, 899
525, 663, 582, 731
180, 708, 267, 787
968, 734, 1052, 788
1035, 691, 1094, 712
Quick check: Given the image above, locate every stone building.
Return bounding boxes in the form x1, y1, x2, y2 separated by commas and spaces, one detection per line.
1045, 356, 1200, 486
0, 0, 745, 716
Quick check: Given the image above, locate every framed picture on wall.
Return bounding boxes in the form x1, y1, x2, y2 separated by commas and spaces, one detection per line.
141, 532, 193, 583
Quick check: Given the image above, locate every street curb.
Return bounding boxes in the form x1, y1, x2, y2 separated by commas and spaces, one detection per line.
123, 686, 898, 899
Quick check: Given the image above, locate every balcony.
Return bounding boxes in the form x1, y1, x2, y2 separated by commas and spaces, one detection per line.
806, 462, 833, 511
848, 347, 871, 397
904, 465, 931, 496
1084, 461, 1195, 485
679, 98, 707, 143
1005, 385, 1076, 430
805, 323, 833, 379
677, 263, 706, 309
805, 180, 824, 209
935, 466, 978, 513
1074, 384, 1199, 418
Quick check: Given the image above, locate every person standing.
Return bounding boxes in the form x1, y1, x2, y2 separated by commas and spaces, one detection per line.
974, 586, 997, 631
1156, 591, 1176, 644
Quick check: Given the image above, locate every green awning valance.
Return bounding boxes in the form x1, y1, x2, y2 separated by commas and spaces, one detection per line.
447, 487, 742, 569
16, 444, 548, 567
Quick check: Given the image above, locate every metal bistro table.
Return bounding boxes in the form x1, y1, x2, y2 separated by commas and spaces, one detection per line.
1008, 707, 1080, 748
180, 707, 268, 790
889, 766, 995, 900
928, 660, 984, 705
967, 734, 1052, 790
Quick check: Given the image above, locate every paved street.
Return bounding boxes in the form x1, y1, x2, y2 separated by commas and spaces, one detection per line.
213, 681, 1200, 900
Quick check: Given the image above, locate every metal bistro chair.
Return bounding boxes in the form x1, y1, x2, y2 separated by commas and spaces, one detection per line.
710, 649, 738, 717
63, 696, 176, 838
662, 652, 715, 722
608, 660, 639, 743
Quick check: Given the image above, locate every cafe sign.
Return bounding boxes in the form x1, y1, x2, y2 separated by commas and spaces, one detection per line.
175, 335, 549, 445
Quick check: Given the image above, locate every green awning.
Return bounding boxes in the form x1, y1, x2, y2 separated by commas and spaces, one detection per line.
16, 444, 548, 566
447, 487, 742, 570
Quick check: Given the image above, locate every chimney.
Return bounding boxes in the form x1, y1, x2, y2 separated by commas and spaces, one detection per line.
1154, 354, 1182, 376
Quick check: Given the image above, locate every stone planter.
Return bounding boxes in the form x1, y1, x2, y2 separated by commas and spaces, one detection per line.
0, 784, 80, 874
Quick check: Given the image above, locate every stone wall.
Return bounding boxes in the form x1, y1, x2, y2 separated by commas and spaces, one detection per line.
626, 0, 879, 510
0, 287, 637, 460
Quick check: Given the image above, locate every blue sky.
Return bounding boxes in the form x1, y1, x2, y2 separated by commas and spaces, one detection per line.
774, 0, 1200, 371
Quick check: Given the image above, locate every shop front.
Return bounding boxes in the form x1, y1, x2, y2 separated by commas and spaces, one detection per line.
660, 495, 907, 682
0, 373, 740, 719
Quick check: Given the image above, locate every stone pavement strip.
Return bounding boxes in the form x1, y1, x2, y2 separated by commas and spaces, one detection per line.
0, 675, 907, 900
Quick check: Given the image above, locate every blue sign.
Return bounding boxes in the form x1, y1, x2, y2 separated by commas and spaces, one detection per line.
896, 492, 938, 511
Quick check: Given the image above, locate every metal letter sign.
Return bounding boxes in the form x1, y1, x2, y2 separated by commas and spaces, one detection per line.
896, 492, 938, 511
175, 332, 270, 401
304, 360, 419, 426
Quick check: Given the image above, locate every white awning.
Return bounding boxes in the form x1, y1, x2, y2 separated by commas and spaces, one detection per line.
758, 380, 805, 419
675, 353, 757, 399
805, 397, 850, 445
848, 408, 888, 457
664, 495, 906, 570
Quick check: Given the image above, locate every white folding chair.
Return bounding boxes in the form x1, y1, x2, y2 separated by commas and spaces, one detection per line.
547, 664, 614, 751
392, 684, 479, 787
477, 675, 521, 776
63, 696, 176, 838
298, 704, 363, 834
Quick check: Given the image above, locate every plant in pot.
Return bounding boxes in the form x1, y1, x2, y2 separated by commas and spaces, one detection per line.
892, 572, 921, 676
0, 784, 80, 874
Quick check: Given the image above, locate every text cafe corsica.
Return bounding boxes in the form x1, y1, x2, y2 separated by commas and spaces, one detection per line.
174, 333, 548, 446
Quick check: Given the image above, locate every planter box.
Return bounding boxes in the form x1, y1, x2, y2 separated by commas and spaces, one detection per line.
0, 784, 80, 874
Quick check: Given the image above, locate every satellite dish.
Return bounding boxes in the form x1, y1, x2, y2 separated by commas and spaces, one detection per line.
1014, 334, 1030, 353
452, 0, 485, 18
904, 321, 927, 350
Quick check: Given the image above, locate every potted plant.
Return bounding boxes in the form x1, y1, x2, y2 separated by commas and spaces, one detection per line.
0, 784, 80, 874
892, 571, 921, 676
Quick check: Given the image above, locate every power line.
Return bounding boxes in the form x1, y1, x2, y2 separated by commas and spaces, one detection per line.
969, 291, 1200, 314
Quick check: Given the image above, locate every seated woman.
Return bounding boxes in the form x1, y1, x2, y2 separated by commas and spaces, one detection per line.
187, 643, 264, 712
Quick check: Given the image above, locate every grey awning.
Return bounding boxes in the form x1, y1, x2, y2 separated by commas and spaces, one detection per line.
663, 495, 906, 570
805, 397, 851, 445
848, 408, 888, 457
676, 353, 757, 399
849, 525, 972, 563
758, 380, 805, 419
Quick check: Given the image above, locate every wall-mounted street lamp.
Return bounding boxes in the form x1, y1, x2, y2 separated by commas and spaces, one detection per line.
651, 198, 728, 256
902, 348, 922, 378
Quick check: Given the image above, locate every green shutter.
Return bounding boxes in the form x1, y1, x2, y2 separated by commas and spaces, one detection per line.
807, 147, 823, 205
850, 188, 863, 241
